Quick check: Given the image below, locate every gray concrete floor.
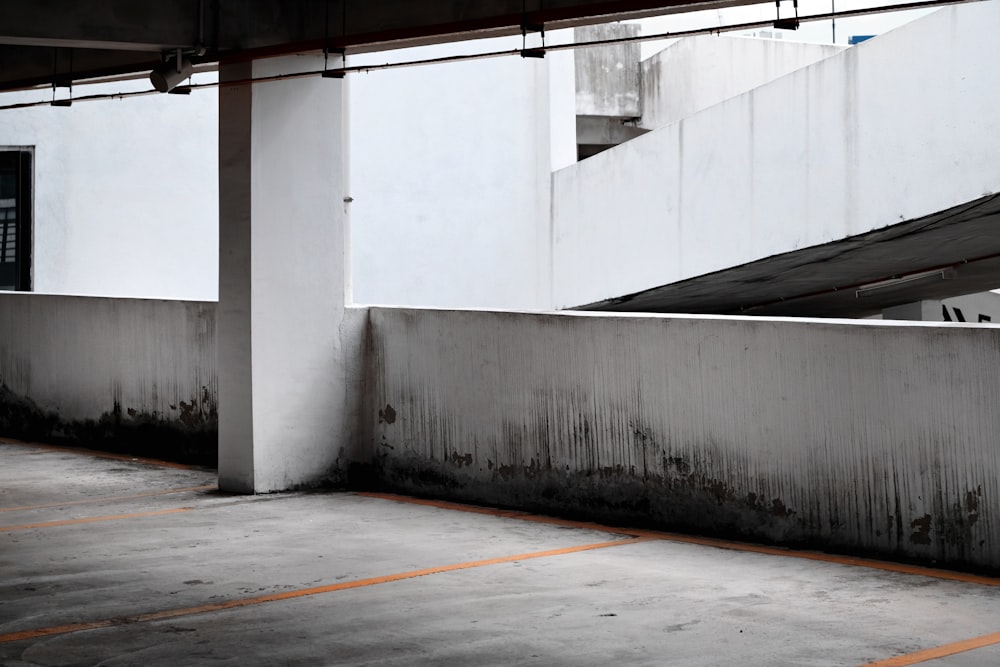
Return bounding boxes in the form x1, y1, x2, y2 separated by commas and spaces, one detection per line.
3, 439, 1000, 666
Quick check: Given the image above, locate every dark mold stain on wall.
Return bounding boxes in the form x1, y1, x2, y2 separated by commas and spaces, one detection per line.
909, 514, 933, 545
371, 401, 997, 572
378, 404, 396, 424
0, 383, 217, 466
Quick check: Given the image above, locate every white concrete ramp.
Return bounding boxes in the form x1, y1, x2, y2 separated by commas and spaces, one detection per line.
552, 0, 1000, 316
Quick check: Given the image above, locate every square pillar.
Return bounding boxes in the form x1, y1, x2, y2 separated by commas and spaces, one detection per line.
218, 54, 352, 493
882, 300, 942, 321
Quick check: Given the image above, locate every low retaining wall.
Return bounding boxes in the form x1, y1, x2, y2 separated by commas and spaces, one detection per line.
369, 307, 1000, 569
5, 295, 999, 568
0, 293, 217, 465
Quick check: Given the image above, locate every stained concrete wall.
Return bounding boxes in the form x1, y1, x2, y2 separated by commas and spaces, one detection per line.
369, 306, 1000, 569
0, 293, 218, 464
575, 23, 642, 118
3, 290, 1000, 568
0, 291, 374, 479
552, 2, 1000, 309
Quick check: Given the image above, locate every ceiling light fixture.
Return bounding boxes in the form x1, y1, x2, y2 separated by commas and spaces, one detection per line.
520, 0, 546, 59
855, 267, 957, 298
50, 47, 73, 106
150, 49, 194, 93
774, 0, 801, 30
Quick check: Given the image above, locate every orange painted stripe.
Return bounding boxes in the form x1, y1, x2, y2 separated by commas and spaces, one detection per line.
0, 507, 193, 532
358, 492, 1000, 589
0, 438, 199, 470
0, 620, 119, 645
0, 536, 647, 645
858, 630, 1000, 666
0, 484, 217, 513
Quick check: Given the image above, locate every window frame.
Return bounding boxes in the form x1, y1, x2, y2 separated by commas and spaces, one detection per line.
0, 147, 33, 292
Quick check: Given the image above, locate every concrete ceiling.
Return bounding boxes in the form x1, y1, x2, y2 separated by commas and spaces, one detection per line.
581, 193, 1000, 318
0, 0, 762, 91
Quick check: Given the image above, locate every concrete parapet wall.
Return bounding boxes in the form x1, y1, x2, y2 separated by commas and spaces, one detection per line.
6, 295, 999, 568
369, 307, 1000, 569
0, 293, 218, 464
639, 36, 842, 130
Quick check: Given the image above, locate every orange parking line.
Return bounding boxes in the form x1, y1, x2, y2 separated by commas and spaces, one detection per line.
358, 492, 1000, 589
0, 536, 647, 644
0, 484, 217, 513
0, 620, 118, 645
858, 630, 1000, 666
0, 507, 193, 532
0, 438, 199, 470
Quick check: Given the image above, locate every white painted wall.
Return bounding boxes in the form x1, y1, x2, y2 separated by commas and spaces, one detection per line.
552, 2, 1000, 309
547, 31, 578, 174
883, 292, 1000, 323
348, 35, 573, 310
0, 77, 219, 300
942, 293, 1000, 323
0, 40, 572, 311
639, 35, 842, 129
370, 306, 1000, 568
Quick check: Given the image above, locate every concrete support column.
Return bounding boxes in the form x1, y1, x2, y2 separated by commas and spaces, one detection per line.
218, 54, 350, 493
882, 300, 942, 321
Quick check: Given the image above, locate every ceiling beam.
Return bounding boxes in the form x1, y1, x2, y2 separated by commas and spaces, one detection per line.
0, 0, 759, 90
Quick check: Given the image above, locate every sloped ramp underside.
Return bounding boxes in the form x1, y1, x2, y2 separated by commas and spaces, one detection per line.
584, 193, 1000, 317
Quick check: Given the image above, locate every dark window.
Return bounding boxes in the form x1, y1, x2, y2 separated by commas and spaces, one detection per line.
0, 150, 31, 291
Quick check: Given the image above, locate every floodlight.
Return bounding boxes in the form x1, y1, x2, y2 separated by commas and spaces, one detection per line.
150, 56, 194, 93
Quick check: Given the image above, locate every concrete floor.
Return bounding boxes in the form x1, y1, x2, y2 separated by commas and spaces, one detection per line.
3, 439, 1000, 666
